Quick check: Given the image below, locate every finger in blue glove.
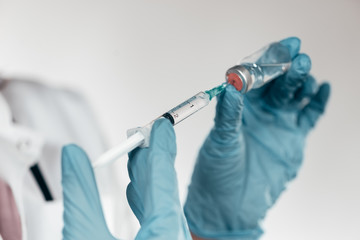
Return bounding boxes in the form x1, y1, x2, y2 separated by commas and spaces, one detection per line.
62, 144, 117, 240
298, 82, 331, 133
127, 119, 192, 240
266, 53, 311, 108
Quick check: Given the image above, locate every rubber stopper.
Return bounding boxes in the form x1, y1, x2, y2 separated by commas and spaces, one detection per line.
226, 73, 243, 91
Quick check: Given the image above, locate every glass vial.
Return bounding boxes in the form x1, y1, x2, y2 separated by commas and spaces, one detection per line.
226, 42, 292, 92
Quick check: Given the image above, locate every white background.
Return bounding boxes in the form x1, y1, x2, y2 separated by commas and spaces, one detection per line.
0, 0, 359, 239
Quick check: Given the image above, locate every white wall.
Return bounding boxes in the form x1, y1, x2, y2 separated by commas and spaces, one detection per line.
0, 0, 359, 239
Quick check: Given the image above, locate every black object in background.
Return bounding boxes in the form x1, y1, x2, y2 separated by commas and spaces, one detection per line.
30, 164, 53, 201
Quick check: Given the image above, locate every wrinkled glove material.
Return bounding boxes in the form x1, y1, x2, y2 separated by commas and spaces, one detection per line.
127, 119, 192, 240
185, 37, 330, 240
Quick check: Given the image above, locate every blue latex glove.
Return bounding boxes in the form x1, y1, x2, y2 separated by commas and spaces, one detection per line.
184, 37, 331, 240
127, 119, 192, 240
61, 144, 117, 240
61, 119, 191, 240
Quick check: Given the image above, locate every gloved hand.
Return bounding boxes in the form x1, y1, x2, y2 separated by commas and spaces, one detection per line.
127, 119, 192, 240
61, 144, 117, 240
61, 119, 192, 240
184, 37, 331, 240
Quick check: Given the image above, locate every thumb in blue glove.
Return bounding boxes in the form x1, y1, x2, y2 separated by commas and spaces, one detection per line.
61, 144, 117, 240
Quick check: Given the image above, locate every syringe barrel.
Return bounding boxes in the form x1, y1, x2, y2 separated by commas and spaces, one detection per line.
93, 92, 211, 168
162, 92, 210, 125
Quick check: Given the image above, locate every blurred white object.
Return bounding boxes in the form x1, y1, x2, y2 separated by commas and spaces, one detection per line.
0, 92, 44, 240
0, 79, 135, 239
0, 90, 11, 127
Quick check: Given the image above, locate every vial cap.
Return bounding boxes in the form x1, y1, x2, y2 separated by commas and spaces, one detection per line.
226, 73, 243, 91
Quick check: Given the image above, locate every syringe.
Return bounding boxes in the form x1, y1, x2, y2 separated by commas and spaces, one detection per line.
93, 40, 293, 168
92, 82, 228, 168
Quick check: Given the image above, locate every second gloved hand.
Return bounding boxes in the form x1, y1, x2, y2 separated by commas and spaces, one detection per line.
184, 37, 331, 240
127, 119, 192, 240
